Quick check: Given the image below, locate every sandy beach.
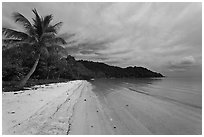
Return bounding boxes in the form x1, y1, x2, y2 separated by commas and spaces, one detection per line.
2, 80, 202, 135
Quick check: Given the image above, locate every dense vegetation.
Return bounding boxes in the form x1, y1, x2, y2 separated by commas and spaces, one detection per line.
2, 9, 68, 88
2, 44, 163, 91
78, 60, 164, 78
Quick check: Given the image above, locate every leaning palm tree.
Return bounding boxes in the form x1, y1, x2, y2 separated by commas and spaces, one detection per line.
3, 9, 68, 88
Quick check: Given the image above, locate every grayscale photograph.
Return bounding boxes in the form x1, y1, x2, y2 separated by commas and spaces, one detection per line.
2, 2, 202, 135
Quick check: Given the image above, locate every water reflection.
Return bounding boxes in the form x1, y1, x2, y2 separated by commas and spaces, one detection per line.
89, 77, 202, 109
89, 78, 164, 97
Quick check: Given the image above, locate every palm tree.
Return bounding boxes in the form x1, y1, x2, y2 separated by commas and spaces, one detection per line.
2, 9, 68, 88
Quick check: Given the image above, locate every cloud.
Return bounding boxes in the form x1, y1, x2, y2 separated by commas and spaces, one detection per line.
167, 56, 196, 72
2, 2, 202, 77
179, 56, 195, 65
80, 50, 94, 55
66, 39, 112, 55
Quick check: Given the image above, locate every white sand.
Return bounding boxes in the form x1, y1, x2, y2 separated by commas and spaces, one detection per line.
2, 80, 201, 135
2, 80, 82, 134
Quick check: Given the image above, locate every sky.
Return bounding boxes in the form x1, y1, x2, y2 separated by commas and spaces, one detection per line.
2, 2, 202, 77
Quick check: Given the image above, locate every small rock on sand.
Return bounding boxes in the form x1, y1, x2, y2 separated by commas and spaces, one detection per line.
31, 87, 38, 90
8, 111, 15, 114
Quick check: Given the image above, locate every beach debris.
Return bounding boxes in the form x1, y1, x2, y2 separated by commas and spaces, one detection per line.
18, 123, 21, 125
114, 126, 116, 129
8, 111, 15, 114
31, 87, 38, 90
28, 94, 31, 96
96, 110, 99, 112
84, 99, 86, 101
14, 93, 18, 95
91, 125, 94, 128
19, 91, 25, 94
23, 87, 31, 90
126, 104, 129, 107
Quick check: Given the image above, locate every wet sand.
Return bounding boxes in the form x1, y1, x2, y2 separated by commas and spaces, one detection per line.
2, 80, 202, 135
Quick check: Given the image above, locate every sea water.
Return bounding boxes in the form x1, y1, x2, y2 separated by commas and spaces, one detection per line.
90, 77, 202, 134
91, 77, 202, 112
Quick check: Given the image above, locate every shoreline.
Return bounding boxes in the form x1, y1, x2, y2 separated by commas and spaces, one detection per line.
2, 76, 165, 92
2, 79, 71, 92
2, 79, 201, 135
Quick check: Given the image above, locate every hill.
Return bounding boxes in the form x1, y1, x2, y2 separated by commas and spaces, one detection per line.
77, 60, 164, 78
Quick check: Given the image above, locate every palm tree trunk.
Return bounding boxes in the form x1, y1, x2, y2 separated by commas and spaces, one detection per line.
18, 54, 41, 88
47, 69, 50, 79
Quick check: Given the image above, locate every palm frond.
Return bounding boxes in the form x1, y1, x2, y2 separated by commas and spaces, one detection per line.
2, 28, 30, 40
41, 32, 55, 41
43, 14, 53, 29
2, 38, 32, 45
53, 22, 63, 31
45, 37, 67, 46
45, 22, 63, 34
32, 8, 43, 37
3, 39, 22, 44
4, 9, 69, 52
13, 12, 34, 35
53, 37, 67, 45
58, 33, 77, 45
